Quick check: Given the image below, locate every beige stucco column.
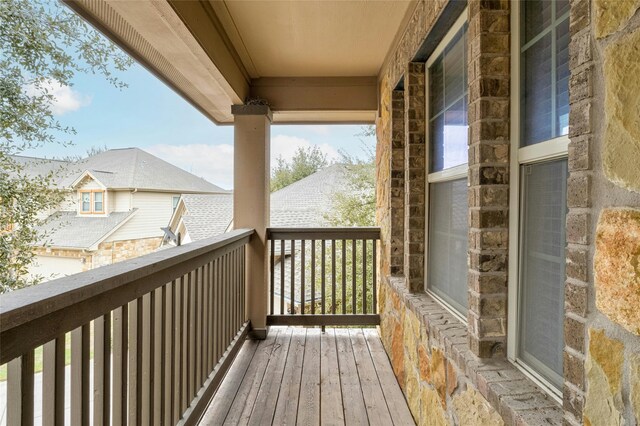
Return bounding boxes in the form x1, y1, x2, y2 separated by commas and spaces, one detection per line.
232, 104, 272, 339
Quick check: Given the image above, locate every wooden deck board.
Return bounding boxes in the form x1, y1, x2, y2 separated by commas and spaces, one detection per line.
201, 327, 414, 426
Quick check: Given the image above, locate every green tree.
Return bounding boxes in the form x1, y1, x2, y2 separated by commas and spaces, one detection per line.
324, 128, 376, 227
270, 146, 328, 192
0, 0, 132, 292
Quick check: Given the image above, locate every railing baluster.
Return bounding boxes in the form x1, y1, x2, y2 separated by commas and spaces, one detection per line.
363, 239, 367, 315
174, 277, 183, 423
164, 281, 174, 426
270, 238, 275, 315
141, 293, 152, 424
311, 240, 316, 314
208, 262, 214, 372
71, 324, 90, 426
321, 240, 326, 314
342, 239, 347, 315
154, 288, 163, 423
203, 263, 210, 382
189, 270, 197, 400
352, 239, 357, 314
7, 351, 34, 426
301, 240, 306, 314
196, 268, 203, 390
181, 276, 188, 414
280, 240, 285, 315
331, 240, 336, 314
373, 240, 377, 313
42, 335, 65, 426
93, 313, 111, 426
113, 306, 127, 426
131, 298, 143, 425
291, 240, 295, 314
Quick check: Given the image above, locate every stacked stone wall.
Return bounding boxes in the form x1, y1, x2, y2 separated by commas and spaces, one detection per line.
570, 0, 640, 424
93, 237, 163, 268
376, 0, 640, 424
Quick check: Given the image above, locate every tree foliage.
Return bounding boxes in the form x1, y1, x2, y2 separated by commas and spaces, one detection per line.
324, 126, 376, 227
0, 0, 132, 292
270, 146, 328, 192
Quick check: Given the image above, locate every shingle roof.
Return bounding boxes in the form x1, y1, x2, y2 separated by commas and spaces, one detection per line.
8, 156, 74, 186
181, 194, 233, 241
178, 164, 347, 241
270, 164, 347, 227
36, 210, 137, 249
12, 148, 228, 193
64, 148, 228, 193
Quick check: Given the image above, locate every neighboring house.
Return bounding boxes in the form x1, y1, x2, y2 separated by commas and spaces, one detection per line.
20, 148, 227, 280
165, 164, 349, 313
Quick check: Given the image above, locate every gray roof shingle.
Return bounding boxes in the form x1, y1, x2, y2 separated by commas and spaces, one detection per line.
179, 164, 347, 241
64, 148, 228, 193
36, 210, 137, 249
12, 148, 228, 193
181, 194, 233, 241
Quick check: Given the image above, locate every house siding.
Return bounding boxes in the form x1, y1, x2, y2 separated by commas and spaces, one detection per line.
376, 0, 640, 425
107, 191, 177, 241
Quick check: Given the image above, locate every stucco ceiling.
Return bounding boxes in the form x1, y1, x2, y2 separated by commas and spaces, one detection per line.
212, 0, 415, 78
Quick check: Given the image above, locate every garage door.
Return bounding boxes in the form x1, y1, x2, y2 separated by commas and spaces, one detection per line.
29, 255, 84, 282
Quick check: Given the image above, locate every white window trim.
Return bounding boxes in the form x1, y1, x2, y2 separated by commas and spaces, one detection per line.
424, 8, 469, 324
507, 0, 567, 403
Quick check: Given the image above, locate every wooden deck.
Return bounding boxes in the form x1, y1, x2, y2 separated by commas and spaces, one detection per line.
200, 327, 415, 425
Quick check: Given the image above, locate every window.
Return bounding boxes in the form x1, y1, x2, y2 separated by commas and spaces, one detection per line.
509, 0, 569, 397
94, 191, 104, 212
79, 190, 106, 214
425, 12, 469, 320
81, 192, 91, 213
172, 195, 180, 213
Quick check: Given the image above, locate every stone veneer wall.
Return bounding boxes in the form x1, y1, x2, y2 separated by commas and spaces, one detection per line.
376, 0, 640, 424
569, 0, 640, 425
92, 237, 163, 267
36, 237, 163, 273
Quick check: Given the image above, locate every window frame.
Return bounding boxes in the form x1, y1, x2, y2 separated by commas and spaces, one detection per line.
79, 190, 106, 215
172, 195, 181, 213
507, 0, 569, 402
424, 9, 469, 324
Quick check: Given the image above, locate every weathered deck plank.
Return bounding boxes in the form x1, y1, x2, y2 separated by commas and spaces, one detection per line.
320, 328, 345, 426
272, 329, 306, 425
201, 327, 414, 426
363, 329, 415, 425
248, 328, 293, 425
297, 327, 321, 426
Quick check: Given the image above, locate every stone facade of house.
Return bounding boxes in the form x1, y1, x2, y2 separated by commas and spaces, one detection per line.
35, 237, 163, 274
375, 0, 640, 424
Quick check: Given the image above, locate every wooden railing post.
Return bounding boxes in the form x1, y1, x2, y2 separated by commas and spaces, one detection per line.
232, 104, 272, 339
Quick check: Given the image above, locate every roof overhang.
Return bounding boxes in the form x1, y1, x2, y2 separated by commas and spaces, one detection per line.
63, 0, 416, 124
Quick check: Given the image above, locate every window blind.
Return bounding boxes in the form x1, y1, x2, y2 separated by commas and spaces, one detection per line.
428, 178, 469, 315
518, 159, 567, 389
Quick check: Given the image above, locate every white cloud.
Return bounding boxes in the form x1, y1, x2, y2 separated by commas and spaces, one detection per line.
306, 125, 331, 135
25, 79, 91, 116
145, 143, 234, 189
146, 137, 339, 190
271, 134, 340, 165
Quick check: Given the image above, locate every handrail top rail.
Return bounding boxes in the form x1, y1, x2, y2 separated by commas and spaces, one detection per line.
0, 228, 254, 333
267, 227, 380, 240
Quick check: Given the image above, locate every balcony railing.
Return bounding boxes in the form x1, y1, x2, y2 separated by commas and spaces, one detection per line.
0, 229, 253, 426
0, 226, 381, 425
267, 227, 380, 326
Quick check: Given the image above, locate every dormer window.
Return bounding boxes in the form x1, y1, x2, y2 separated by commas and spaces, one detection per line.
80, 191, 105, 214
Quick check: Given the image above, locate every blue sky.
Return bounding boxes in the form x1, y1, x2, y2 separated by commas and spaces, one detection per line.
23, 63, 374, 190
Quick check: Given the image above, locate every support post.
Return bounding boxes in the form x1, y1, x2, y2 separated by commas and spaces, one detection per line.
232, 104, 272, 339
